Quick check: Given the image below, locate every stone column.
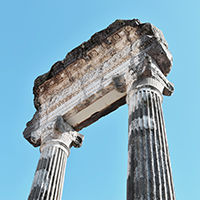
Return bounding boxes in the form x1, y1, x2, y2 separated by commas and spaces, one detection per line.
28, 116, 84, 200
126, 55, 175, 200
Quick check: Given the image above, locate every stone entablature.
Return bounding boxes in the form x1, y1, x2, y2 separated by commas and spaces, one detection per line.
23, 19, 172, 147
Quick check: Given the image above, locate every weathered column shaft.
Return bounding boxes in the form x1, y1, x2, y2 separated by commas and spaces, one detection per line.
127, 87, 175, 200
27, 116, 84, 200
28, 144, 68, 200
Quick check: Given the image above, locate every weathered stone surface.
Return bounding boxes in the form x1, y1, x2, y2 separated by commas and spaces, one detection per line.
24, 19, 175, 200
23, 19, 172, 148
28, 116, 84, 200
127, 88, 175, 200
125, 51, 175, 199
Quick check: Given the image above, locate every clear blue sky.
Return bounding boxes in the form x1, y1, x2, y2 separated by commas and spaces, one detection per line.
0, 1, 199, 199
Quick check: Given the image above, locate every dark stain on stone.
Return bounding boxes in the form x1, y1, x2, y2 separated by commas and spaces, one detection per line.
36, 157, 48, 171
28, 185, 43, 200
128, 100, 145, 126
48, 153, 55, 178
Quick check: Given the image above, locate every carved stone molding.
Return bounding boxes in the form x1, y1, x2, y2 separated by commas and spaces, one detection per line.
30, 116, 84, 156
23, 19, 173, 148
28, 116, 84, 200
125, 53, 174, 104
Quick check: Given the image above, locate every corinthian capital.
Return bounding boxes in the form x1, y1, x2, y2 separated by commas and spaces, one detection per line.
43, 115, 83, 142
126, 53, 174, 97
29, 116, 84, 156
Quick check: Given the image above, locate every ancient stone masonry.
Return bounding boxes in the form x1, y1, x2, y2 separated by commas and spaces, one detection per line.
126, 56, 175, 200
23, 19, 175, 200
28, 116, 84, 200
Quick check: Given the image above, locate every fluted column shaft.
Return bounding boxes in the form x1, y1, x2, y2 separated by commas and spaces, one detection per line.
27, 116, 84, 200
28, 143, 68, 200
127, 86, 175, 200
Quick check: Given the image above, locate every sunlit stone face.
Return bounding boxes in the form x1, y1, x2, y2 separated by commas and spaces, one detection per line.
23, 19, 172, 147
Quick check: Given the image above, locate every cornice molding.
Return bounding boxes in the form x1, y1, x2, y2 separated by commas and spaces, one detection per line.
23, 19, 173, 147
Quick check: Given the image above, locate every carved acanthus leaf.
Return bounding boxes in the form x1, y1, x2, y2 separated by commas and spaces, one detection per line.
28, 116, 84, 149
40, 116, 84, 148
126, 53, 174, 96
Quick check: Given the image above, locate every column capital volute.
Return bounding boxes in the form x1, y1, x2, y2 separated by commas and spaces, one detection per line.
35, 116, 84, 156
125, 53, 174, 98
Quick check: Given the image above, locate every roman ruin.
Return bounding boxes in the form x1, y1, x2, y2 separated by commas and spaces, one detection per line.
23, 19, 175, 200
